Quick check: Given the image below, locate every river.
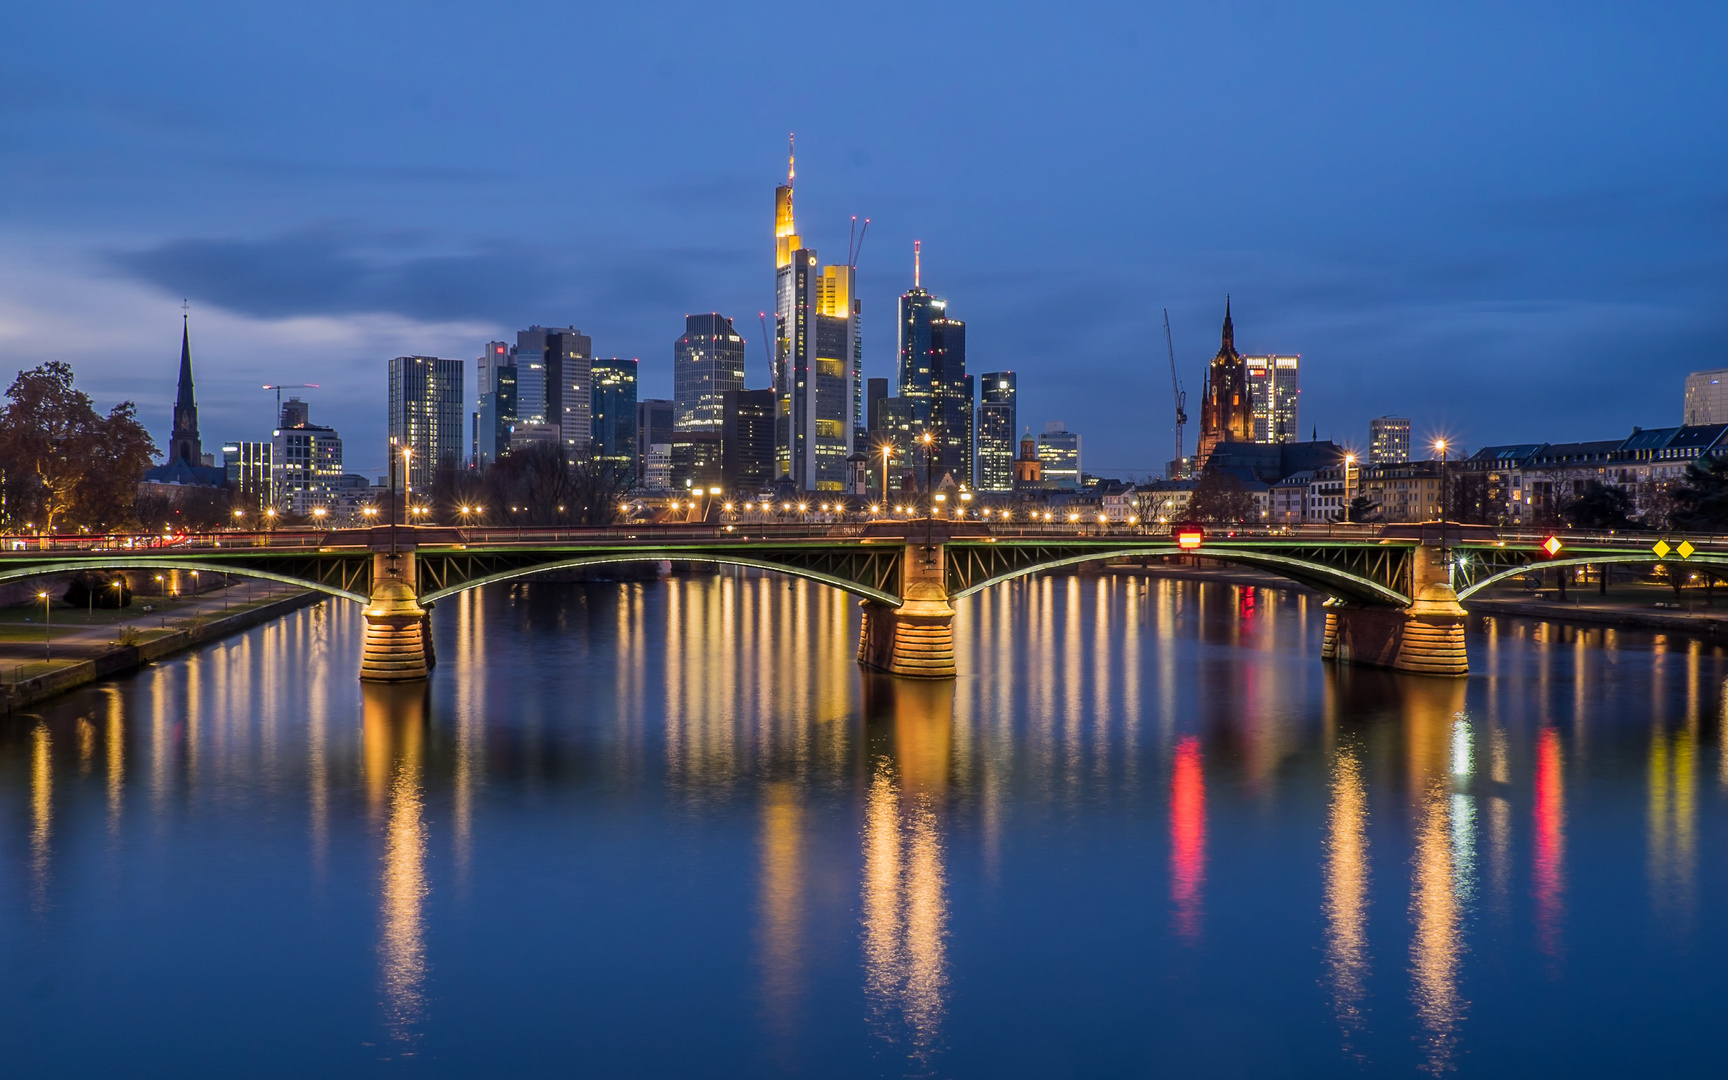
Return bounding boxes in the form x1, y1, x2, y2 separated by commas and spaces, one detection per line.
2, 571, 1725, 1077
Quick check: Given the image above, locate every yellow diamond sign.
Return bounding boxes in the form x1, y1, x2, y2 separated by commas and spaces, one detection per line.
1653, 540, 1672, 558
1678, 540, 1696, 559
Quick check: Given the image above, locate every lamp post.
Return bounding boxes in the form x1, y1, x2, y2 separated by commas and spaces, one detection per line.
880, 442, 894, 506
920, 430, 934, 516
1343, 453, 1357, 523
1434, 440, 1449, 523
38, 590, 50, 663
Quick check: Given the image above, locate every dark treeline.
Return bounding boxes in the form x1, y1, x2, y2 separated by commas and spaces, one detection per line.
434, 442, 626, 527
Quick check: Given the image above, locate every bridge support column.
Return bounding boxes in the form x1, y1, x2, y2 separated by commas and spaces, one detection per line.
858, 541, 956, 679
1323, 544, 1467, 676
361, 550, 429, 682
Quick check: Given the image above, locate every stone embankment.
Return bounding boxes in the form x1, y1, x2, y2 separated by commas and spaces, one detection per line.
1, 590, 324, 714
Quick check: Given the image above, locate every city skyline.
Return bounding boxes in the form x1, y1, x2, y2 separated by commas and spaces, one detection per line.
3, 2, 1720, 476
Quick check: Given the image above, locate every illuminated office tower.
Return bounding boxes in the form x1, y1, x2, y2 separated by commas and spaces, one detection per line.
513, 326, 592, 457
388, 355, 465, 494
897, 243, 969, 483
272, 400, 343, 510
1684, 369, 1728, 425
1244, 353, 1301, 444
772, 138, 859, 491
636, 398, 674, 489
1038, 421, 1081, 491
674, 314, 746, 431
1369, 416, 1411, 465
591, 358, 638, 483
722, 388, 776, 491
977, 371, 1017, 492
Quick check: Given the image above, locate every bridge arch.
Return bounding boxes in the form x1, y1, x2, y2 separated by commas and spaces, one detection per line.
950, 545, 1412, 607
0, 558, 369, 605
416, 553, 904, 607
1456, 552, 1728, 600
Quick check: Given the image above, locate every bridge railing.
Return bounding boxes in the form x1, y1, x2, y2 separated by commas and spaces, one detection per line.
12, 521, 1728, 556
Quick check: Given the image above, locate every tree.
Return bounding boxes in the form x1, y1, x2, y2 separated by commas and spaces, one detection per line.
1448, 471, 1492, 524
1345, 494, 1379, 523
1559, 480, 1634, 531
1187, 470, 1256, 523
0, 362, 157, 534
1669, 455, 1728, 532
478, 442, 626, 527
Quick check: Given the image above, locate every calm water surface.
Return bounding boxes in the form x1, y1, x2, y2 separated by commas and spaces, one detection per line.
4, 572, 1727, 1077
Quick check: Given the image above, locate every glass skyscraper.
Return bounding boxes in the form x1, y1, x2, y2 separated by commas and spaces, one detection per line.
389, 355, 464, 494
591, 358, 638, 483
772, 145, 858, 491
674, 314, 746, 432
978, 371, 1017, 492
897, 255, 970, 486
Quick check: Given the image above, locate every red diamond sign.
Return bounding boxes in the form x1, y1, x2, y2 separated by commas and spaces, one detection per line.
1541, 536, 1563, 558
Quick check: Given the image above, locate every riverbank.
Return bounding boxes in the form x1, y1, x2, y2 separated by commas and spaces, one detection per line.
1095, 559, 1728, 637
0, 588, 324, 714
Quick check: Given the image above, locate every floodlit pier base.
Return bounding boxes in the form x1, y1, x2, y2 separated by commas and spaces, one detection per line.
858, 540, 956, 679
1322, 542, 1468, 676
361, 550, 429, 683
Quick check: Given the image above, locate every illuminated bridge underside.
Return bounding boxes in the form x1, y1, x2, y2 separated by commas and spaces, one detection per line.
946, 541, 1418, 607
0, 555, 373, 605
413, 546, 904, 607
1455, 547, 1728, 600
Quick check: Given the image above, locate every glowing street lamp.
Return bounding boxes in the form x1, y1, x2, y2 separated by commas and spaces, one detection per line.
38, 591, 51, 662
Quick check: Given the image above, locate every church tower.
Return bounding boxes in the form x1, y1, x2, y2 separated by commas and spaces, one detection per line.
1195, 297, 1252, 469
169, 312, 202, 466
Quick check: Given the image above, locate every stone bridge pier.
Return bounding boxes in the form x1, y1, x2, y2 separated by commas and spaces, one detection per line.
1322, 538, 1468, 676
857, 540, 957, 679
361, 544, 435, 683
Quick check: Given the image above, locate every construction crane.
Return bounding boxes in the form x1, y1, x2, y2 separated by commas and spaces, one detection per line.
1163, 309, 1187, 477
262, 383, 319, 426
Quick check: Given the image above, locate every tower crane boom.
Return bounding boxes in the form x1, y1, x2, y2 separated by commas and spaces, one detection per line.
262, 383, 319, 426
1163, 309, 1187, 477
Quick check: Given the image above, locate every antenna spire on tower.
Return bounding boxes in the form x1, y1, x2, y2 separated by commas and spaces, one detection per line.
914, 240, 921, 289
787, 132, 795, 184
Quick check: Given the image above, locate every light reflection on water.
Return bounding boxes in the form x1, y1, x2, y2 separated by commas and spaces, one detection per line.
4, 574, 1728, 1076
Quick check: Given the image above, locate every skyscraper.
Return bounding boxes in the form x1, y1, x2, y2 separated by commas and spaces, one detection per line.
1244, 354, 1300, 444
168, 313, 202, 467
1196, 298, 1252, 469
1038, 421, 1081, 490
474, 341, 514, 466
722, 389, 776, 492
674, 314, 746, 431
773, 139, 858, 491
636, 398, 675, 489
1369, 416, 1412, 465
477, 365, 517, 466
866, 377, 889, 435
513, 325, 592, 457
272, 401, 343, 513
897, 244, 970, 484
978, 372, 1017, 493
389, 355, 465, 494
1684, 369, 1728, 425
591, 358, 639, 483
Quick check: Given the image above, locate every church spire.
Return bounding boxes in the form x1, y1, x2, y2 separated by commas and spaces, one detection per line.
1220, 295, 1235, 355
170, 304, 202, 467
176, 308, 195, 411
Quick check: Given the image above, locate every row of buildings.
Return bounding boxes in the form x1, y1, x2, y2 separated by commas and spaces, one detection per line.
453, 146, 1091, 500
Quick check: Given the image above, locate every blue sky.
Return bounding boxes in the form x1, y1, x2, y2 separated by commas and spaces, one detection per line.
2, 1, 1724, 475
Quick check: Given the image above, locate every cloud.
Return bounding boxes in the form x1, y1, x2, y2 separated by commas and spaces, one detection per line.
103, 226, 755, 328
106, 227, 566, 321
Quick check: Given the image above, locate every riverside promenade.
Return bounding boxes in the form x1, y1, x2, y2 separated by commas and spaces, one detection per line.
0, 582, 319, 713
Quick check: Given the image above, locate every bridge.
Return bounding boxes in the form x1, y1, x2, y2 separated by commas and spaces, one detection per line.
2, 521, 1717, 681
